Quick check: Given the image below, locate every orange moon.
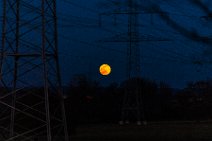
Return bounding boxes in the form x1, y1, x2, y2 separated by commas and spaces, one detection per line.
99, 64, 111, 76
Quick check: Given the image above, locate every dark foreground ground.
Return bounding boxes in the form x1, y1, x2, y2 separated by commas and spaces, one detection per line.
71, 121, 212, 141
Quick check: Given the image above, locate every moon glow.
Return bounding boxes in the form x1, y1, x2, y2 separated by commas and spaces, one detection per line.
99, 64, 111, 76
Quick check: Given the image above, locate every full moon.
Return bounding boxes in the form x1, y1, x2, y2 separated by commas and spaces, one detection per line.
99, 64, 111, 76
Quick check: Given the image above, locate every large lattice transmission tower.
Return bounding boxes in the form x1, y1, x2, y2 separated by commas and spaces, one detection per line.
0, 0, 68, 140
123, 0, 143, 125
99, 0, 170, 125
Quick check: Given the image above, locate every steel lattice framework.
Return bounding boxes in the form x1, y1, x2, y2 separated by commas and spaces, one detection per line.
99, 0, 145, 125
99, 0, 170, 125
0, 0, 68, 140
121, 0, 143, 125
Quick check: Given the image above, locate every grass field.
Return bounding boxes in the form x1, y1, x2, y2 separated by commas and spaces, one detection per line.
71, 121, 212, 141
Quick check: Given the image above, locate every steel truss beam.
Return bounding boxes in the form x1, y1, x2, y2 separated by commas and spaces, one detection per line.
1, 0, 69, 140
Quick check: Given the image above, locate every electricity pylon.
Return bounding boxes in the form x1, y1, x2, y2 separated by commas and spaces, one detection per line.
0, 0, 68, 140
99, 0, 170, 125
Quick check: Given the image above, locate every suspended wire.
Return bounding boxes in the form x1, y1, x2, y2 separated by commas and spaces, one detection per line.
144, 42, 193, 63
57, 33, 127, 54
1, 0, 211, 72
160, 0, 204, 18
58, 32, 201, 68
61, 0, 101, 14
57, 26, 204, 68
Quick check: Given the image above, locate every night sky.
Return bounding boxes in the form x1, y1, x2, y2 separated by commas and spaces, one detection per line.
2, 0, 212, 88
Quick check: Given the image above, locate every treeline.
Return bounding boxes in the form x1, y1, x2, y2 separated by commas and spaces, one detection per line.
65, 76, 212, 124
6, 76, 210, 126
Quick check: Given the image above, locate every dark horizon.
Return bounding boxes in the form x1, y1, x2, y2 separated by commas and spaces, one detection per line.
1, 0, 212, 140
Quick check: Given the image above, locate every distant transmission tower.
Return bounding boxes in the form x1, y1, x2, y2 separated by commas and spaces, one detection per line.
121, 0, 144, 125
0, 0, 68, 140
99, 0, 170, 125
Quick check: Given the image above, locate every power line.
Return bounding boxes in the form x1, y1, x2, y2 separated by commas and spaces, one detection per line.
61, 0, 101, 14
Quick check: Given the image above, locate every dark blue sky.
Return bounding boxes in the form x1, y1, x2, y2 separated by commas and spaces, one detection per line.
1, 0, 212, 88
57, 0, 212, 88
